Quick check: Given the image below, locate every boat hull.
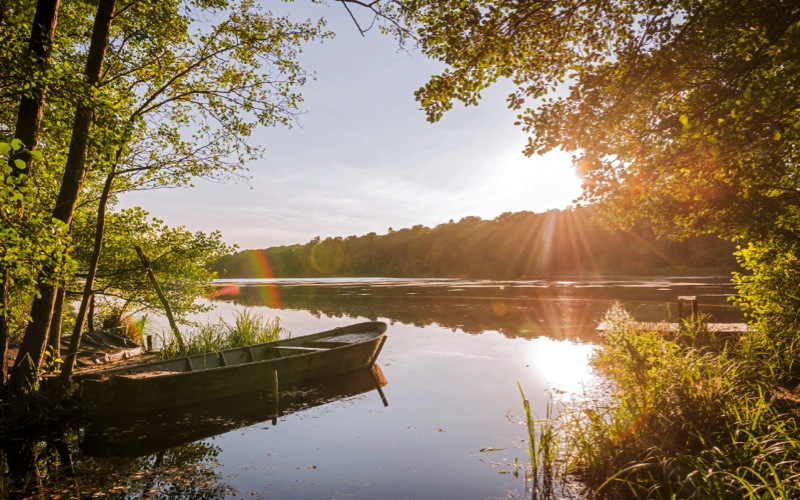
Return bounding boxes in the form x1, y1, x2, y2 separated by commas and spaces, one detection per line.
79, 321, 387, 413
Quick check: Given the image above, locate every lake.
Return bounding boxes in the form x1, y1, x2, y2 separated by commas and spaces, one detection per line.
3, 277, 743, 498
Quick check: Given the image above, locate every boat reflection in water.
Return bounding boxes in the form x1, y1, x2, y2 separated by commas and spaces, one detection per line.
82, 364, 388, 458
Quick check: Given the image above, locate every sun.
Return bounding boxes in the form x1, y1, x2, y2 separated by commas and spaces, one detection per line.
466, 149, 584, 219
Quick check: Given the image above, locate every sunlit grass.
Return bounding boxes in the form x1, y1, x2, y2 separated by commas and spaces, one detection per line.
558, 303, 800, 498
159, 309, 283, 359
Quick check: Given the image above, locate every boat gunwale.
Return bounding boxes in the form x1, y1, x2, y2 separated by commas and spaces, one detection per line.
78, 321, 387, 381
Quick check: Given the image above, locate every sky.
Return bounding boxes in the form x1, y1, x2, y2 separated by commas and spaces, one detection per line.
119, 2, 584, 250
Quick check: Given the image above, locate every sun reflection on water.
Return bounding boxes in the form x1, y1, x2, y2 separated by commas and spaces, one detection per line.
528, 337, 598, 394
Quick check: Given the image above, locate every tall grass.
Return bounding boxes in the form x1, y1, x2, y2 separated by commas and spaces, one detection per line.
158, 309, 283, 359
561, 303, 800, 498
518, 383, 560, 499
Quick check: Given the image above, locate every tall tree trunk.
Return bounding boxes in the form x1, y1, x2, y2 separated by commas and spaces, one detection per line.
12, 0, 60, 172
9, 0, 116, 395
0, 0, 60, 389
60, 164, 116, 381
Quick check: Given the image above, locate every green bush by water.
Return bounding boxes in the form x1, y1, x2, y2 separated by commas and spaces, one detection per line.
158, 309, 283, 359
561, 304, 800, 498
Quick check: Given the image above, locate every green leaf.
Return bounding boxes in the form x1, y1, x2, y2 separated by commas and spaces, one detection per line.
479, 447, 504, 452
679, 115, 689, 128
13, 159, 25, 170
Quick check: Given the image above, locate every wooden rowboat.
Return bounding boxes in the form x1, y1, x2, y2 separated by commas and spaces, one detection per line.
78, 321, 388, 413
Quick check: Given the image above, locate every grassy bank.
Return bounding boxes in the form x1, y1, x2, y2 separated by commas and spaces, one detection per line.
551, 305, 800, 498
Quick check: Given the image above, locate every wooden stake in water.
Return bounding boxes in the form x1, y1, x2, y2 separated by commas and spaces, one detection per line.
272, 369, 279, 426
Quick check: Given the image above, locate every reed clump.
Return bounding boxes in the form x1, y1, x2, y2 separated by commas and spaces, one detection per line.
159, 309, 283, 359
563, 303, 800, 498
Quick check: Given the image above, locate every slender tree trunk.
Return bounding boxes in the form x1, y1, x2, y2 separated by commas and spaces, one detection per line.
135, 246, 185, 351
61, 165, 116, 381
0, 0, 60, 391
0, 274, 7, 385
47, 286, 65, 355
9, 0, 116, 395
87, 293, 95, 332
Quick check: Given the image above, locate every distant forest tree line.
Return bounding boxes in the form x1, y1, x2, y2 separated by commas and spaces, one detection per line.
211, 208, 737, 279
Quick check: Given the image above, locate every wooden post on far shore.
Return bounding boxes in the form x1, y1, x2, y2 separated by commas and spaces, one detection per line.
677, 296, 699, 330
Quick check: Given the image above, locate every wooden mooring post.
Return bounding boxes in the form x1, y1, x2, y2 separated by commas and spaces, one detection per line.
272, 369, 279, 426
677, 295, 699, 330
597, 294, 748, 334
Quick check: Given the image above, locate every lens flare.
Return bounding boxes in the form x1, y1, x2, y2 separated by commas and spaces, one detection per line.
245, 250, 281, 308
208, 284, 241, 298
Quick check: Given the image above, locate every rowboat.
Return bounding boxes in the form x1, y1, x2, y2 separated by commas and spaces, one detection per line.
78, 321, 388, 413
82, 364, 388, 457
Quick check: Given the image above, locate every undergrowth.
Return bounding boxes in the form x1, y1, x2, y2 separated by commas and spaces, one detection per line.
559, 303, 800, 498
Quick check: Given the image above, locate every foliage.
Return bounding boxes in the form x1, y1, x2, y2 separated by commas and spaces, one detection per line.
734, 238, 800, 328
561, 305, 800, 497
70, 207, 233, 324
0, 140, 73, 337
159, 309, 283, 359
212, 208, 737, 279
98, 0, 332, 194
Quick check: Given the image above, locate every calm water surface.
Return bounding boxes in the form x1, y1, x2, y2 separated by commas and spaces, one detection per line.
5, 278, 743, 498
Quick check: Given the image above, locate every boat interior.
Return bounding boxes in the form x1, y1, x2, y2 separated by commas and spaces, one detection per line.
103, 332, 381, 379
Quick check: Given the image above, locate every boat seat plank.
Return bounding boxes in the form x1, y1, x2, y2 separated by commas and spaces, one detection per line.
305, 341, 349, 348
276, 346, 327, 352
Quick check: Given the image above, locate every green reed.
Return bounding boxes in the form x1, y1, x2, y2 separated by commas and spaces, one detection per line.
560, 304, 800, 498
158, 309, 283, 359
518, 383, 561, 499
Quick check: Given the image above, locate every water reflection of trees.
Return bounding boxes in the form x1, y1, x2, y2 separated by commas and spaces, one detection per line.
1, 366, 387, 497
214, 282, 744, 342
0, 429, 232, 498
